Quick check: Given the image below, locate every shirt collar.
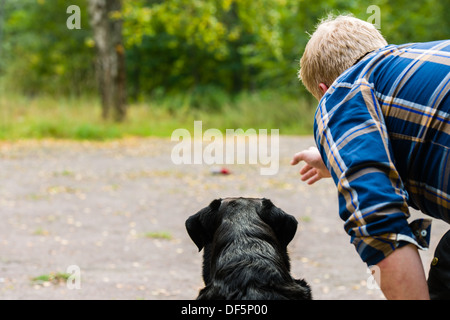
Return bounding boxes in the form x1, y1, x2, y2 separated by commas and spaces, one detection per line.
353, 50, 374, 66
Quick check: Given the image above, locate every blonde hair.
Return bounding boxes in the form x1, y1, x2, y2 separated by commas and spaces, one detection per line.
299, 14, 388, 100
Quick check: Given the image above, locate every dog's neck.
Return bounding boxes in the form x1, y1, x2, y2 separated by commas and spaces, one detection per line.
203, 216, 292, 287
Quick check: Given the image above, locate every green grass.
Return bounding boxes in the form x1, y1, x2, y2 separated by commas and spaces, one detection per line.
0, 90, 316, 141
142, 231, 173, 240
31, 272, 71, 285
32, 227, 49, 236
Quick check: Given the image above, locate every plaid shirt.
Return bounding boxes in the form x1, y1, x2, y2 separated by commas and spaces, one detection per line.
314, 40, 450, 266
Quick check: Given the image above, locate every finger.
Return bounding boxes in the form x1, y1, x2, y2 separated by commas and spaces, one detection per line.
299, 163, 313, 175
301, 168, 317, 181
307, 173, 322, 185
290, 151, 305, 165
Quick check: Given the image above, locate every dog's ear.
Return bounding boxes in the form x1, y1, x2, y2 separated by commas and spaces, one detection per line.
259, 199, 298, 247
185, 199, 222, 251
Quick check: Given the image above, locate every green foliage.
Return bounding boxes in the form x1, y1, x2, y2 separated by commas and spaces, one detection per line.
2, 0, 449, 98
122, 0, 310, 97
1, 0, 95, 95
0, 0, 448, 137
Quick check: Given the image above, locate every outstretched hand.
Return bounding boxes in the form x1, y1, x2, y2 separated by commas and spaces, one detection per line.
291, 146, 331, 185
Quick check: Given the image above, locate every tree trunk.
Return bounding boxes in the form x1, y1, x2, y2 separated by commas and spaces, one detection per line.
88, 0, 126, 121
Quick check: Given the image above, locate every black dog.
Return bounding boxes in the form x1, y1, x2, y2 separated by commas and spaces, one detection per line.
185, 197, 312, 300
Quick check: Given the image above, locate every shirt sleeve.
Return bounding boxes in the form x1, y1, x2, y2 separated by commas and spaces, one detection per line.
314, 79, 431, 266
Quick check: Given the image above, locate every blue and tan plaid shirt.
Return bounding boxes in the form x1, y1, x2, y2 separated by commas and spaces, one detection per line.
314, 40, 450, 266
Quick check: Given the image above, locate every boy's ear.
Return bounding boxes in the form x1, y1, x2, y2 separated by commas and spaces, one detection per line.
318, 83, 329, 96
258, 199, 298, 247
185, 199, 222, 251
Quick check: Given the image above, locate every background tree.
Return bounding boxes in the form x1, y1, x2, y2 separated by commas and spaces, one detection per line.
1, 0, 448, 111
88, 0, 126, 121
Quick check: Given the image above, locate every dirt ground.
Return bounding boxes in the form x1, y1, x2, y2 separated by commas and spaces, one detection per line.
0, 136, 448, 300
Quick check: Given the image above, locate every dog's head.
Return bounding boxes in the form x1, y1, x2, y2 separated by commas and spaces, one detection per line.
185, 197, 298, 252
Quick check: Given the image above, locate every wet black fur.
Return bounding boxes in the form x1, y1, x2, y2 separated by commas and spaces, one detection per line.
185, 197, 312, 300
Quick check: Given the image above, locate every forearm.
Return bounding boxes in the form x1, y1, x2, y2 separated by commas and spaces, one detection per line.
375, 244, 429, 300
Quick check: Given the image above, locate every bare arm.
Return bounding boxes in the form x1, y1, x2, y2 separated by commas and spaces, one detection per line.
375, 244, 429, 300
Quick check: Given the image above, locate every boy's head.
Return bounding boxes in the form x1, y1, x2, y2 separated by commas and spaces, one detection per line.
299, 14, 388, 101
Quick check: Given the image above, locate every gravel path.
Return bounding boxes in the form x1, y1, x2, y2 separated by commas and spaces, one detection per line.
0, 136, 447, 300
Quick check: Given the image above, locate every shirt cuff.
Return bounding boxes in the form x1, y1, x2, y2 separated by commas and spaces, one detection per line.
397, 218, 432, 250
357, 218, 432, 267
